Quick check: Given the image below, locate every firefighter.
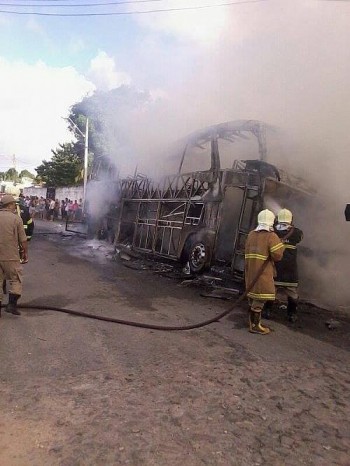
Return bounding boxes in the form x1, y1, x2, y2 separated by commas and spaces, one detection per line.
16, 197, 34, 241
0, 195, 28, 317
2, 198, 33, 296
245, 209, 284, 334
273, 208, 303, 323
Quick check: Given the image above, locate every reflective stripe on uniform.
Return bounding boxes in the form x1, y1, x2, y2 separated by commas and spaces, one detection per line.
270, 242, 284, 253
284, 244, 296, 249
245, 253, 268, 261
23, 225, 28, 229
247, 292, 276, 300
275, 281, 298, 287
27, 218, 33, 224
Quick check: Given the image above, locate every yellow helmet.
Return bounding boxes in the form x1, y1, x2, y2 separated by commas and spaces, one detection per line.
277, 208, 293, 224
257, 209, 275, 227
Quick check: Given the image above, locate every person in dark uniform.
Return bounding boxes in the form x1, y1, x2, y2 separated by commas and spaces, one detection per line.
345, 204, 350, 221
16, 198, 34, 242
273, 208, 303, 323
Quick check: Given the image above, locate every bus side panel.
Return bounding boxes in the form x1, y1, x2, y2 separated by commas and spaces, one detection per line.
215, 186, 245, 262
116, 200, 139, 244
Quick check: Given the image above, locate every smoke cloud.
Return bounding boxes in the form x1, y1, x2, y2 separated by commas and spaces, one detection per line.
89, 0, 350, 309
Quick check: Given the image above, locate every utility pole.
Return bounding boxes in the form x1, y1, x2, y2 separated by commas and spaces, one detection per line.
83, 118, 89, 213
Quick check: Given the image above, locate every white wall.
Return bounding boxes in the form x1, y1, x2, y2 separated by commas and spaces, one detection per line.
23, 186, 84, 201
23, 186, 47, 198
56, 186, 84, 201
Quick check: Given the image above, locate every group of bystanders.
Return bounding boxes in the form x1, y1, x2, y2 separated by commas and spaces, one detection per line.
20, 196, 83, 222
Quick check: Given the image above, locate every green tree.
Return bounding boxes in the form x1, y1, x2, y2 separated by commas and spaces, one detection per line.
36, 143, 83, 187
4, 168, 20, 182
19, 169, 35, 180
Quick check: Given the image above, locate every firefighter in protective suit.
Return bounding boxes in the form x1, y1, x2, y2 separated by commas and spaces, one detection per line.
273, 208, 303, 322
0, 195, 28, 317
2, 198, 33, 297
245, 209, 284, 334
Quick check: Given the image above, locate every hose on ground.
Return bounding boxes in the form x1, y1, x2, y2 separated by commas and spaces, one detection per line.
0, 260, 270, 331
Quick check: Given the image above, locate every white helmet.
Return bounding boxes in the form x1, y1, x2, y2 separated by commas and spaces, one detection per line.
257, 209, 275, 228
278, 208, 293, 224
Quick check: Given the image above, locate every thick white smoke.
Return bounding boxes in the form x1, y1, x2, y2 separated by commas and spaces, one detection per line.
89, 0, 350, 308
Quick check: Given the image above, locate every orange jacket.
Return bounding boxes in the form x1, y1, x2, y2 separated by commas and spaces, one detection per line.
245, 230, 284, 301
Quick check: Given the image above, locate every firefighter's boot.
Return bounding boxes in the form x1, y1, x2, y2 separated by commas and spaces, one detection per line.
249, 310, 270, 335
5, 294, 21, 316
262, 300, 273, 319
287, 297, 298, 323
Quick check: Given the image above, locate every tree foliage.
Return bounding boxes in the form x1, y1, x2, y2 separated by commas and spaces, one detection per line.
38, 85, 151, 186
1, 168, 20, 182
0, 169, 35, 183
36, 143, 82, 186
19, 169, 35, 179
67, 86, 151, 177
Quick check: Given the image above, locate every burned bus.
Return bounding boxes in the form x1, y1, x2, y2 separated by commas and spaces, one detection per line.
115, 120, 311, 278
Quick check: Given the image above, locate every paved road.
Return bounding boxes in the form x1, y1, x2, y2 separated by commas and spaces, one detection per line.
0, 221, 349, 465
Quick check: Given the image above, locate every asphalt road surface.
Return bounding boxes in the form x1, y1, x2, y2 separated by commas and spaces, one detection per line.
0, 220, 349, 466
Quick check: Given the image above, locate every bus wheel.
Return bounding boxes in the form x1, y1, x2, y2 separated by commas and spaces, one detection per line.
187, 241, 208, 274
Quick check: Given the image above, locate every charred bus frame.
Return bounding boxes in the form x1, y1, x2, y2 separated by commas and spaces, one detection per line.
115, 120, 310, 277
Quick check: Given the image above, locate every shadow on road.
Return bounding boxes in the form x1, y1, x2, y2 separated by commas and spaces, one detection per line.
227, 302, 350, 352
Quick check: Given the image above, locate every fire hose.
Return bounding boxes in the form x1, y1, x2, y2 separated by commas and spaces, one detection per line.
1, 260, 270, 331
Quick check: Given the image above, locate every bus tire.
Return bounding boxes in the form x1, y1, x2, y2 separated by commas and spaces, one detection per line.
183, 238, 209, 274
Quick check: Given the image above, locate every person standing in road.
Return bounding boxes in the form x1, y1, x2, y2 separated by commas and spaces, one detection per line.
39, 197, 46, 219
44, 198, 50, 220
0, 195, 28, 317
53, 199, 60, 221
49, 198, 55, 221
61, 199, 67, 220
245, 209, 284, 335
273, 208, 303, 323
72, 200, 79, 220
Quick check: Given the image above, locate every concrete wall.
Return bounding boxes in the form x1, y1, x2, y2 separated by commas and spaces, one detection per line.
23, 186, 84, 201
23, 186, 47, 198
56, 186, 84, 201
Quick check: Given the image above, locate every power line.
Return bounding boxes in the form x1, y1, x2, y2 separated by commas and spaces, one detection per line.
0, 0, 267, 16
8, 0, 139, 1
0, 0, 171, 7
